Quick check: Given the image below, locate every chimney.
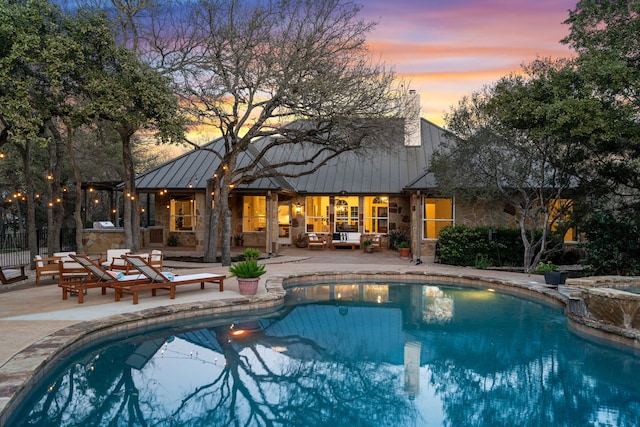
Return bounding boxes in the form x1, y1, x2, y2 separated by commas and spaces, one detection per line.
404, 90, 421, 146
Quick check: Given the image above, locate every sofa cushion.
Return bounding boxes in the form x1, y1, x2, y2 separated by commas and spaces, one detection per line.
332, 232, 361, 242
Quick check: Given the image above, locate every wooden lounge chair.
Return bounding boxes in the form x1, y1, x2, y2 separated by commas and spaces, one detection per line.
34, 255, 61, 284
0, 264, 27, 285
59, 254, 149, 304
307, 233, 326, 250
120, 255, 225, 305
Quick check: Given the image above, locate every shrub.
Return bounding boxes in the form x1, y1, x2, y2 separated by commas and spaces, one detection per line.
243, 248, 260, 260
437, 225, 506, 266
474, 253, 492, 269
388, 229, 409, 250
580, 210, 640, 275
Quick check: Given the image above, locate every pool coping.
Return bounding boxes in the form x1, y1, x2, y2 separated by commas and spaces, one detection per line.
0, 269, 596, 424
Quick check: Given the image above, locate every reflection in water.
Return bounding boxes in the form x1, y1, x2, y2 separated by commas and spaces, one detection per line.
8, 284, 640, 426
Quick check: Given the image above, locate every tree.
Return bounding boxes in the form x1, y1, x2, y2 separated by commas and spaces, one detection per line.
431, 58, 623, 271
562, 0, 640, 193
561, 1, 640, 273
145, 0, 399, 264
64, 6, 184, 251
0, 0, 83, 260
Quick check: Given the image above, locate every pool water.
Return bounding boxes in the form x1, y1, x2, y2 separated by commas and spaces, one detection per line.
8, 283, 640, 426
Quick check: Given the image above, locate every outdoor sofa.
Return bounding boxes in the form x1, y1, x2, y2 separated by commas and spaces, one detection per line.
331, 232, 362, 250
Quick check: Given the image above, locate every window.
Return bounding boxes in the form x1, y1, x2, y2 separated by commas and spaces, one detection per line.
243, 196, 266, 232
548, 199, 575, 241
305, 196, 330, 233
170, 197, 195, 231
335, 196, 358, 232
423, 197, 453, 239
364, 196, 388, 233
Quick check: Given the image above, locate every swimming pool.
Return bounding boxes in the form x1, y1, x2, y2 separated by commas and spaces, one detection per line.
7, 282, 640, 426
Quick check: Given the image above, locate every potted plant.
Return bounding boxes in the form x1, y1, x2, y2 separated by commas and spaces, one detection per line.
397, 241, 411, 259
229, 257, 266, 296
166, 232, 178, 247
234, 233, 244, 247
363, 239, 374, 253
295, 232, 308, 248
536, 261, 568, 286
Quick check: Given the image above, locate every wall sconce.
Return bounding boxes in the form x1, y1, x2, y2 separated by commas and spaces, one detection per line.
295, 203, 302, 214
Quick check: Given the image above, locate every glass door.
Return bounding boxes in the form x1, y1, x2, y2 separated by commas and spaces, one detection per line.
277, 202, 291, 245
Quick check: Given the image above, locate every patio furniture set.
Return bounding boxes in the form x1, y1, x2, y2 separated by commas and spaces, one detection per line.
33, 249, 225, 305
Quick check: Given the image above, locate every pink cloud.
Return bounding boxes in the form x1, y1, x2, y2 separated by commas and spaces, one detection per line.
360, 0, 577, 123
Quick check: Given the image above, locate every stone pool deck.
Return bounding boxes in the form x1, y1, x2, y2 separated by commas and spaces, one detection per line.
0, 246, 632, 423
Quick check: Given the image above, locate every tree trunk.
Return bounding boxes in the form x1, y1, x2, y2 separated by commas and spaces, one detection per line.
118, 125, 139, 251
19, 141, 38, 268
222, 198, 232, 265
46, 122, 65, 254
204, 177, 218, 263
66, 126, 84, 253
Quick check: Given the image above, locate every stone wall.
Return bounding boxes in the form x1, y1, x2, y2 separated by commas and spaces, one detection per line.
455, 197, 518, 228
82, 229, 126, 255
564, 278, 640, 352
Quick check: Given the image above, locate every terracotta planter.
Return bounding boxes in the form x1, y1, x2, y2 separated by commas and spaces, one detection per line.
398, 247, 410, 259
237, 277, 260, 295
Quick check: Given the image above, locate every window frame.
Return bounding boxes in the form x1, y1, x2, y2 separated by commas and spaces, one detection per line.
548, 198, 576, 242
170, 196, 196, 232
242, 195, 267, 232
364, 196, 389, 234
305, 196, 330, 233
335, 196, 359, 232
422, 196, 454, 239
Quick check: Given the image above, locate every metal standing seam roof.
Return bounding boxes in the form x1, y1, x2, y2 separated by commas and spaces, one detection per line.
134, 118, 454, 194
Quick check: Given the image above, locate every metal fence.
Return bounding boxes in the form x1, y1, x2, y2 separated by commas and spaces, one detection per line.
0, 229, 76, 266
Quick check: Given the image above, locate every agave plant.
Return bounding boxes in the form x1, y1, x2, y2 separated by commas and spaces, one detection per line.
229, 259, 266, 278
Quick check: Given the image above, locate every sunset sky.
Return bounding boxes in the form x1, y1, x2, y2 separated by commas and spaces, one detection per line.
362, 0, 578, 125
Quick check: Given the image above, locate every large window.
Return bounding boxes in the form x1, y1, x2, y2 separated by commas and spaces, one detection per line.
548, 199, 575, 241
335, 196, 359, 232
170, 197, 195, 231
423, 197, 453, 239
364, 196, 388, 233
243, 196, 266, 232
305, 196, 330, 233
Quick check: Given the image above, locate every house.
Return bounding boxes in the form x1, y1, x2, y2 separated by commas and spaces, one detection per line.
132, 95, 558, 259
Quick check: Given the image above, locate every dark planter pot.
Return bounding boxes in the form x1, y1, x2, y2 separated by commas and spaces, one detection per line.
237, 277, 259, 295
543, 271, 568, 286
